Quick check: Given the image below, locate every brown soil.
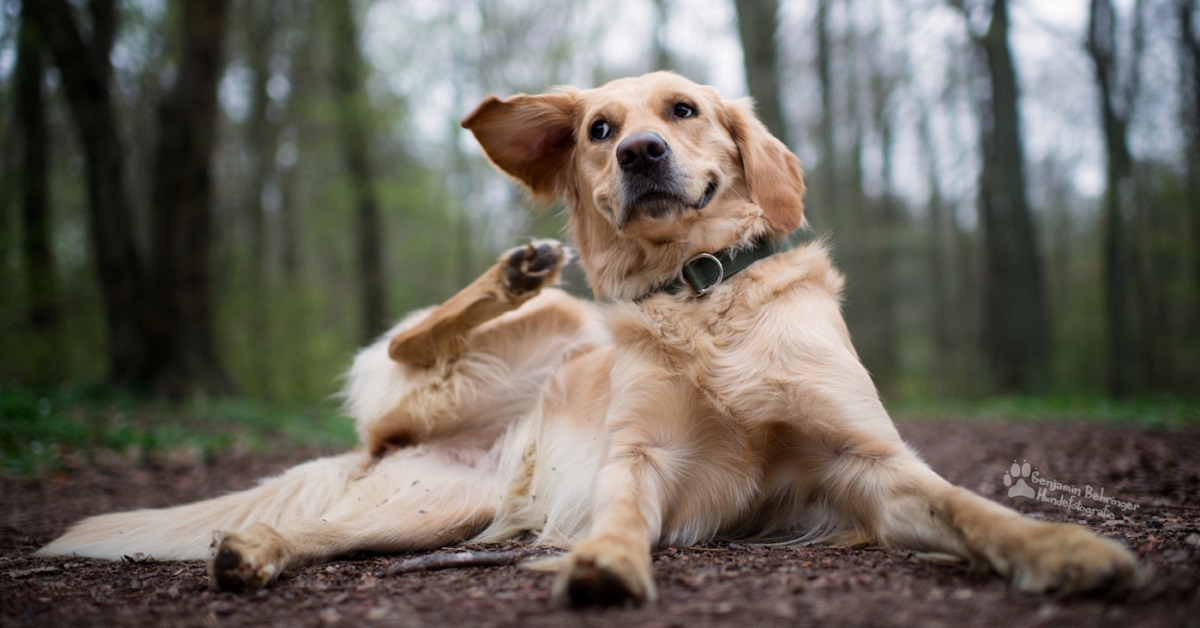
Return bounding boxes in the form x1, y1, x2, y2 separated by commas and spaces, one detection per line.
2, 420, 1198, 627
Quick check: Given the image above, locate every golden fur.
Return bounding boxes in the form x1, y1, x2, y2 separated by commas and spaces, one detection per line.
39, 72, 1135, 604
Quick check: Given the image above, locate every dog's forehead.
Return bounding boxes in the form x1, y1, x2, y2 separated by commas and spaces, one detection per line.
580, 73, 720, 119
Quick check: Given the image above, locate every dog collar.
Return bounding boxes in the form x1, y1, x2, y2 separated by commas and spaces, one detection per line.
636, 237, 782, 301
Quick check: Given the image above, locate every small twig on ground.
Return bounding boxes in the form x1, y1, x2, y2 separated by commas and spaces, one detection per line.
682, 545, 730, 552
383, 548, 562, 576
6, 565, 60, 579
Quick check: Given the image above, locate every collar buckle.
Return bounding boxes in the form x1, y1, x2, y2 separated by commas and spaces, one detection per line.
682, 253, 725, 295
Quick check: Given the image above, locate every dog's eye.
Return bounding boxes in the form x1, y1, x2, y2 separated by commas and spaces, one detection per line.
589, 120, 613, 141
673, 103, 696, 119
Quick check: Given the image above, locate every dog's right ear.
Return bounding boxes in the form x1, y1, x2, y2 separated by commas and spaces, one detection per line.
461, 91, 579, 200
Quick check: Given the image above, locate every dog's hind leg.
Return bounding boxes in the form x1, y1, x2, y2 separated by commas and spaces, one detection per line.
769, 377, 1136, 596
37, 452, 364, 561
207, 453, 501, 592
744, 279, 1137, 597
870, 460, 1136, 595
805, 433, 1137, 595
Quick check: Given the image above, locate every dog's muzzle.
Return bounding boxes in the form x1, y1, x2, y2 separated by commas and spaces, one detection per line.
615, 131, 714, 229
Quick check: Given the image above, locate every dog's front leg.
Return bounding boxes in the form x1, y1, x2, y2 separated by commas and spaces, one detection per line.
554, 363, 681, 607
352, 239, 572, 455
555, 443, 664, 606
388, 240, 566, 368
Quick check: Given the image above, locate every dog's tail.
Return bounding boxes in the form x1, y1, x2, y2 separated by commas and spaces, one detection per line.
36, 452, 363, 561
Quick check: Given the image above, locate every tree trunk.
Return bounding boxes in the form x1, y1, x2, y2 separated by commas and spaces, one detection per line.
240, 0, 282, 396
919, 114, 952, 394
15, 4, 60, 333
869, 93, 900, 394
1086, 0, 1138, 397
329, 0, 388, 343
1179, 0, 1200, 315
971, 0, 1050, 394
243, 2, 279, 282
813, 0, 839, 217
25, 0, 152, 387
146, 0, 234, 397
650, 0, 676, 72
734, 0, 790, 143
278, 2, 318, 282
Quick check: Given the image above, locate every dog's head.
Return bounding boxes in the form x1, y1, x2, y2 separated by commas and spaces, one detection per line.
462, 72, 805, 299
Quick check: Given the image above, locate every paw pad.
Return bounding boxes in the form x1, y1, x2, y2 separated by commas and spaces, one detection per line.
504, 240, 566, 295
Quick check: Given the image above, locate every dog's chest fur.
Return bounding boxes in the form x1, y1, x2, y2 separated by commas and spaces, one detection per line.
607, 242, 844, 415
595, 243, 848, 540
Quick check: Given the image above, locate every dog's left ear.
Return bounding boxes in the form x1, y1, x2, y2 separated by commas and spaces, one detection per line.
461, 91, 579, 201
724, 99, 805, 233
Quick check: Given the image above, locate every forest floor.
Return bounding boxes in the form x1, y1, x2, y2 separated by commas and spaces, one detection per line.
2, 419, 1198, 627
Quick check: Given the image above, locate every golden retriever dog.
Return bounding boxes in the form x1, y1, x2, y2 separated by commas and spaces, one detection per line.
39, 72, 1136, 605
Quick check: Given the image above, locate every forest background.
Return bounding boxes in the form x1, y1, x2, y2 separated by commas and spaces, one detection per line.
1, 0, 1197, 417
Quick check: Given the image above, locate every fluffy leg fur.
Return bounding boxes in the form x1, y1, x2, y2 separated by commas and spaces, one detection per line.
862, 460, 1137, 594
209, 450, 503, 591
36, 452, 363, 561
554, 344, 691, 606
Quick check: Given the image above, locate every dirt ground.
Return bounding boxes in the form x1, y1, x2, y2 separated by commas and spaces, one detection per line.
2, 420, 1198, 627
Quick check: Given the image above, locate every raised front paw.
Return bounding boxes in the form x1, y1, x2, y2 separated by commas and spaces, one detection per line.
208, 524, 289, 593
553, 536, 655, 607
502, 239, 567, 297
1003, 522, 1136, 595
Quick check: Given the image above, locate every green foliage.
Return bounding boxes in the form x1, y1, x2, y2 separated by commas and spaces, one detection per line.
890, 396, 1200, 428
0, 385, 356, 476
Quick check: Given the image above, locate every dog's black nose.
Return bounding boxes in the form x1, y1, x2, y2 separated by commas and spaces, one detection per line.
617, 131, 670, 172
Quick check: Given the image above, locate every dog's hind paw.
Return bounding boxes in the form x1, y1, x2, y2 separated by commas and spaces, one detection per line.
1000, 521, 1137, 596
207, 525, 288, 593
502, 240, 567, 296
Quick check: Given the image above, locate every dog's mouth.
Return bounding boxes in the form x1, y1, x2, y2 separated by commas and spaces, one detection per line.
618, 179, 719, 229
693, 180, 718, 210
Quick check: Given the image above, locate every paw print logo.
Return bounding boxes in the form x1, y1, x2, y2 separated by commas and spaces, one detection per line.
1003, 460, 1036, 499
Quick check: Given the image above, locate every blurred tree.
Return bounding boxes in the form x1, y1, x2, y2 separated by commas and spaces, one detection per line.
240, 2, 280, 277
734, 0, 789, 142
328, 0, 388, 343
650, 0, 677, 72
1178, 0, 1200, 305
860, 13, 901, 393
919, 111, 969, 395
25, 0, 152, 388
276, 3, 313, 281
28, 0, 233, 397
951, 0, 1049, 394
1086, 0, 1142, 397
236, 0, 284, 394
794, 1, 904, 393
14, 1, 60, 333
813, 0, 839, 216
146, 0, 234, 397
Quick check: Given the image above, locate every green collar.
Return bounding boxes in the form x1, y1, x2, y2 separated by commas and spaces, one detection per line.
636, 237, 782, 301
